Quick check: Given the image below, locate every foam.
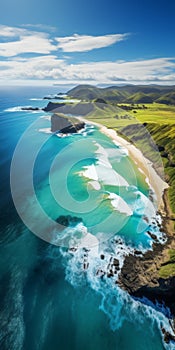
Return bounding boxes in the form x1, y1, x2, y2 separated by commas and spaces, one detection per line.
96, 165, 129, 186
40, 115, 51, 121
60, 230, 175, 349
80, 163, 129, 187
108, 193, 133, 216
89, 180, 101, 190
4, 106, 41, 113
38, 128, 52, 134
80, 164, 98, 181
5, 106, 28, 112
30, 98, 43, 101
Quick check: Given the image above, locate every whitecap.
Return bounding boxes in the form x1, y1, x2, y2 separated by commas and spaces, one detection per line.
108, 192, 133, 216
80, 164, 98, 181
30, 98, 43, 101
60, 232, 175, 349
4, 106, 41, 113
38, 128, 52, 134
88, 180, 101, 190
4, 106, 27, 112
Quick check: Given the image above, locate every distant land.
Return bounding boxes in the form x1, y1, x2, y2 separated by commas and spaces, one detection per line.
67, 84, 175, 105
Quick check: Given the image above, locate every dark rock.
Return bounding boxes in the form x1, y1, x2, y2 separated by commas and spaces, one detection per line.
51, 113, 85, 134
60, 122, 85, 134
161, 327, 175, 344
43, 102, 65, 112
143, 215, 149, 223
56, 215, 82, 227
83, 262, 89, 270
158, 145, 165, 152
43, 96, 64, 100
94, 98, 107, 104
134, 250, 142, 255
107, 273, 114, 278
96, 269, 105, 277
113, 258, 120, 268
21, 107, 40, 111
100, 254, 105, 260
69, 247, 77, 253
161, 152, 169, 158
147, 231, 158, 241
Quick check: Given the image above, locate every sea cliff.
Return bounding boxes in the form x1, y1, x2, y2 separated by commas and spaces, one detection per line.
51, 113, 85, 134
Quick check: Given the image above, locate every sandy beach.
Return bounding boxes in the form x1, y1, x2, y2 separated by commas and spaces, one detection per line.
78, 117, 168, 212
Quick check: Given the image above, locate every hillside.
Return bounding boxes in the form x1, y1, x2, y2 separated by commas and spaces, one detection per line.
67, 84, 175, 105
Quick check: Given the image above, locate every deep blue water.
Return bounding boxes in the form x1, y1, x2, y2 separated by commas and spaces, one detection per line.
0, 86, 174, 350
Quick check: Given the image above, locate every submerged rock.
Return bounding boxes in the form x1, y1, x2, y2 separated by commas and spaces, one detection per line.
161, 327, 175, 344
56, 215, 82, 227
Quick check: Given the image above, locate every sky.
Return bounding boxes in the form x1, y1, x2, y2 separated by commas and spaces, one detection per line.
0, 0, 175, 86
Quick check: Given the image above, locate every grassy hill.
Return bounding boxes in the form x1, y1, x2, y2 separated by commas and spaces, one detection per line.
67, 84, 175, 105
56, 84, 175, 216
76, 100, 175, 216
48, 86, 175, 278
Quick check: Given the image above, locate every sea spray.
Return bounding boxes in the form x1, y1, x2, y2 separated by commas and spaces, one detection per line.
58, 223, 174, 349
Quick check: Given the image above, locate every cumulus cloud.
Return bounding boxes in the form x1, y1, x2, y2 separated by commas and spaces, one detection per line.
0, 55, 175, 84
55, 33, 128, 52
0, 35, 56, 57
0, 25, 174, 85
0, 26, 128, 57
0, 25, 56, 57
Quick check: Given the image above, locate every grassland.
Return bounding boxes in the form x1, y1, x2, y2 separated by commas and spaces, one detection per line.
159, 249, 175, 278
85, 102, 175, 216
85, 101, 175, 278
118, 103, 175, 124
51, 98, 175, 217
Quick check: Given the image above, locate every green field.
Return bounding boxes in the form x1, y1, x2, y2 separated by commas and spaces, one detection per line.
122, 103, 175, 124
52, 97, 175, 217
86, 102, 175, 215
159, 249, 175, 278
86, 102, 175, 126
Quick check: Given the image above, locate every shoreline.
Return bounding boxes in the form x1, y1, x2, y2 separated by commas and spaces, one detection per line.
78, 117, 169, 213
79, 118, 175, 312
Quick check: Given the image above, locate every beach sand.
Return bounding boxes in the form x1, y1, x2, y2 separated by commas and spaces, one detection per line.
78, 117, 168, 212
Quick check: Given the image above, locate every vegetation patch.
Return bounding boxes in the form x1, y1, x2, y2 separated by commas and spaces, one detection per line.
159, 250, 175, 278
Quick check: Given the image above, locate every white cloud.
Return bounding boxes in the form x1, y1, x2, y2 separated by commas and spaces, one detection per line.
0, 35, 56, 57
0, 26, 128, 57
55, 33, 128, 52
0, 26, 174, 85
0, 55, 175, 84
0, 25, 25, 37
0, 25, 56, 57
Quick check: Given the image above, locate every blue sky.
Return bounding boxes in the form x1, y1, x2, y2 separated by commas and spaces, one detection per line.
0, 0, 175, 85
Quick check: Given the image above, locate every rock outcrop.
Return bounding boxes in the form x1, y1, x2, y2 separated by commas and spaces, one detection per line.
51, 113, 85, 134
118, 231, 175, 315
43, 101, 94, 116
43, 102, 65, 112
21, 107, 40, 111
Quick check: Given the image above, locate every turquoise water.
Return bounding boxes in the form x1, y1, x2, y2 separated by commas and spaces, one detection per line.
0, 86, 174, 350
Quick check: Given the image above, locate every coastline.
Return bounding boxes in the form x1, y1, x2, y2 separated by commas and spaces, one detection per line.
78, 117, 175, 318
78, 117, 168, 212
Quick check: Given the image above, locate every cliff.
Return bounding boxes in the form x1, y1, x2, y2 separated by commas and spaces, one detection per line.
43, 101, 94, 115
51, 113, 85, 134
118, 190, 175, 316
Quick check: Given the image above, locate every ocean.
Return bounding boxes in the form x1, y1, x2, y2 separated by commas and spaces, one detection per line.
0, 85, 174, 350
